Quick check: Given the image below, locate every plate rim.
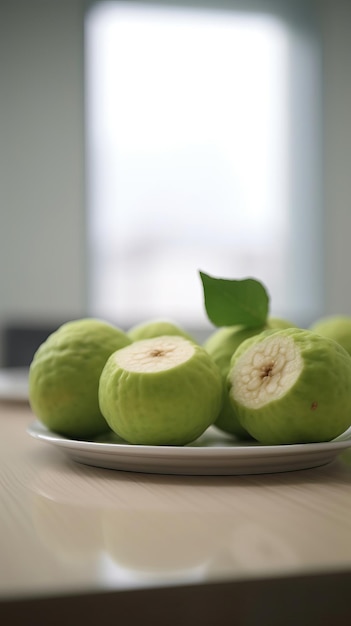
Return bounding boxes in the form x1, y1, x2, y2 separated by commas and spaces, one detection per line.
27, 420, 351, 459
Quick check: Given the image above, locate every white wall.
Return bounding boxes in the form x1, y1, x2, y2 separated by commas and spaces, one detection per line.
0, 0, 351, 361
0, 0, 87, 330
319, 0, 351, 313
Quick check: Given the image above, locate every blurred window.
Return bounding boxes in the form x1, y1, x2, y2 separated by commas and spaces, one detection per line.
85, 1, 322, 332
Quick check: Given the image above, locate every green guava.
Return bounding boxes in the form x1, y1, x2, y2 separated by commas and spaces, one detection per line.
29, 318, 131, 439
267, 316, 297, 330
203, 317, 296, 439
227, 327, 351, 444
310, 315, 351, 356
98, 335, 222, 445
128, 319, 196, 343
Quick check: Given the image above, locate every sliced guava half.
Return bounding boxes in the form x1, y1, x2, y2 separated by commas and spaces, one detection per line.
99, 335, 222, 446
227, 328, 351, 444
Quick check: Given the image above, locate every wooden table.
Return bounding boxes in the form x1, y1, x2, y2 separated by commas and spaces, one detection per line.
1, 400, 351, 625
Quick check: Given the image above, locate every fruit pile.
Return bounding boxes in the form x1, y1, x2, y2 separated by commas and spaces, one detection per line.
28, 273, 351, 446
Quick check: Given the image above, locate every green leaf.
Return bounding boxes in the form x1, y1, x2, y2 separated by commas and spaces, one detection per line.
199, 271, 270, 328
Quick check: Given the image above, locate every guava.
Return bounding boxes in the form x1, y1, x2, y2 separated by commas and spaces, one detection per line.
268, 316, 297, 330
98, 335, 222, 445
227, 327, 351, 444
29, 318, 132, 439
310, 315, 351, 356
128, 319, 196, 343
203, 317, 296, 439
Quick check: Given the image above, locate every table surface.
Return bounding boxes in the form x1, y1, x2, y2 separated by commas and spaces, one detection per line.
2, 397, 351, 624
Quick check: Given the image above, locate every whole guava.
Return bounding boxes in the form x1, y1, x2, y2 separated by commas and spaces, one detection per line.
227, 327, 351, 444
128, 319, 196, 343
29, 318, 131, 438
310, 315, 351, 356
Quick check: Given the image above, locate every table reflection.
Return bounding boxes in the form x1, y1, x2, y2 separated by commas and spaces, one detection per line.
29, 488, 234, 584
27, 447, 351, 592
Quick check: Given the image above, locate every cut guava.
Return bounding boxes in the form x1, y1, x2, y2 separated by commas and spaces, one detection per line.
98, 335, 222, 445
204, 317, 296, 439
227, 327, 351, 444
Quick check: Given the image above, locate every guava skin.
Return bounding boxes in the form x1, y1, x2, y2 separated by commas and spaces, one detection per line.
128, 319, 196, 343
215, 384, 254, 440
310, 315, 351, 356
204, 326, 261, 439
29, 318, 132, 439
228, 328, 351, 445
268, 316, 297, 330
204, 318, 296, 439
98, 338, 223, 446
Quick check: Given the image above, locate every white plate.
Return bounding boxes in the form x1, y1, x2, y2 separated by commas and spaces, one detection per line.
27, 421, 351, 476
0, 368, 29, 402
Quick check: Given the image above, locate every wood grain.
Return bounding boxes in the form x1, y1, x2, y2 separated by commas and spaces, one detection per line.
1, 400, 351, 622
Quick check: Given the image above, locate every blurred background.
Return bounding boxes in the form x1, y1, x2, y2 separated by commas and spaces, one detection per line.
0, 0, 350, 367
